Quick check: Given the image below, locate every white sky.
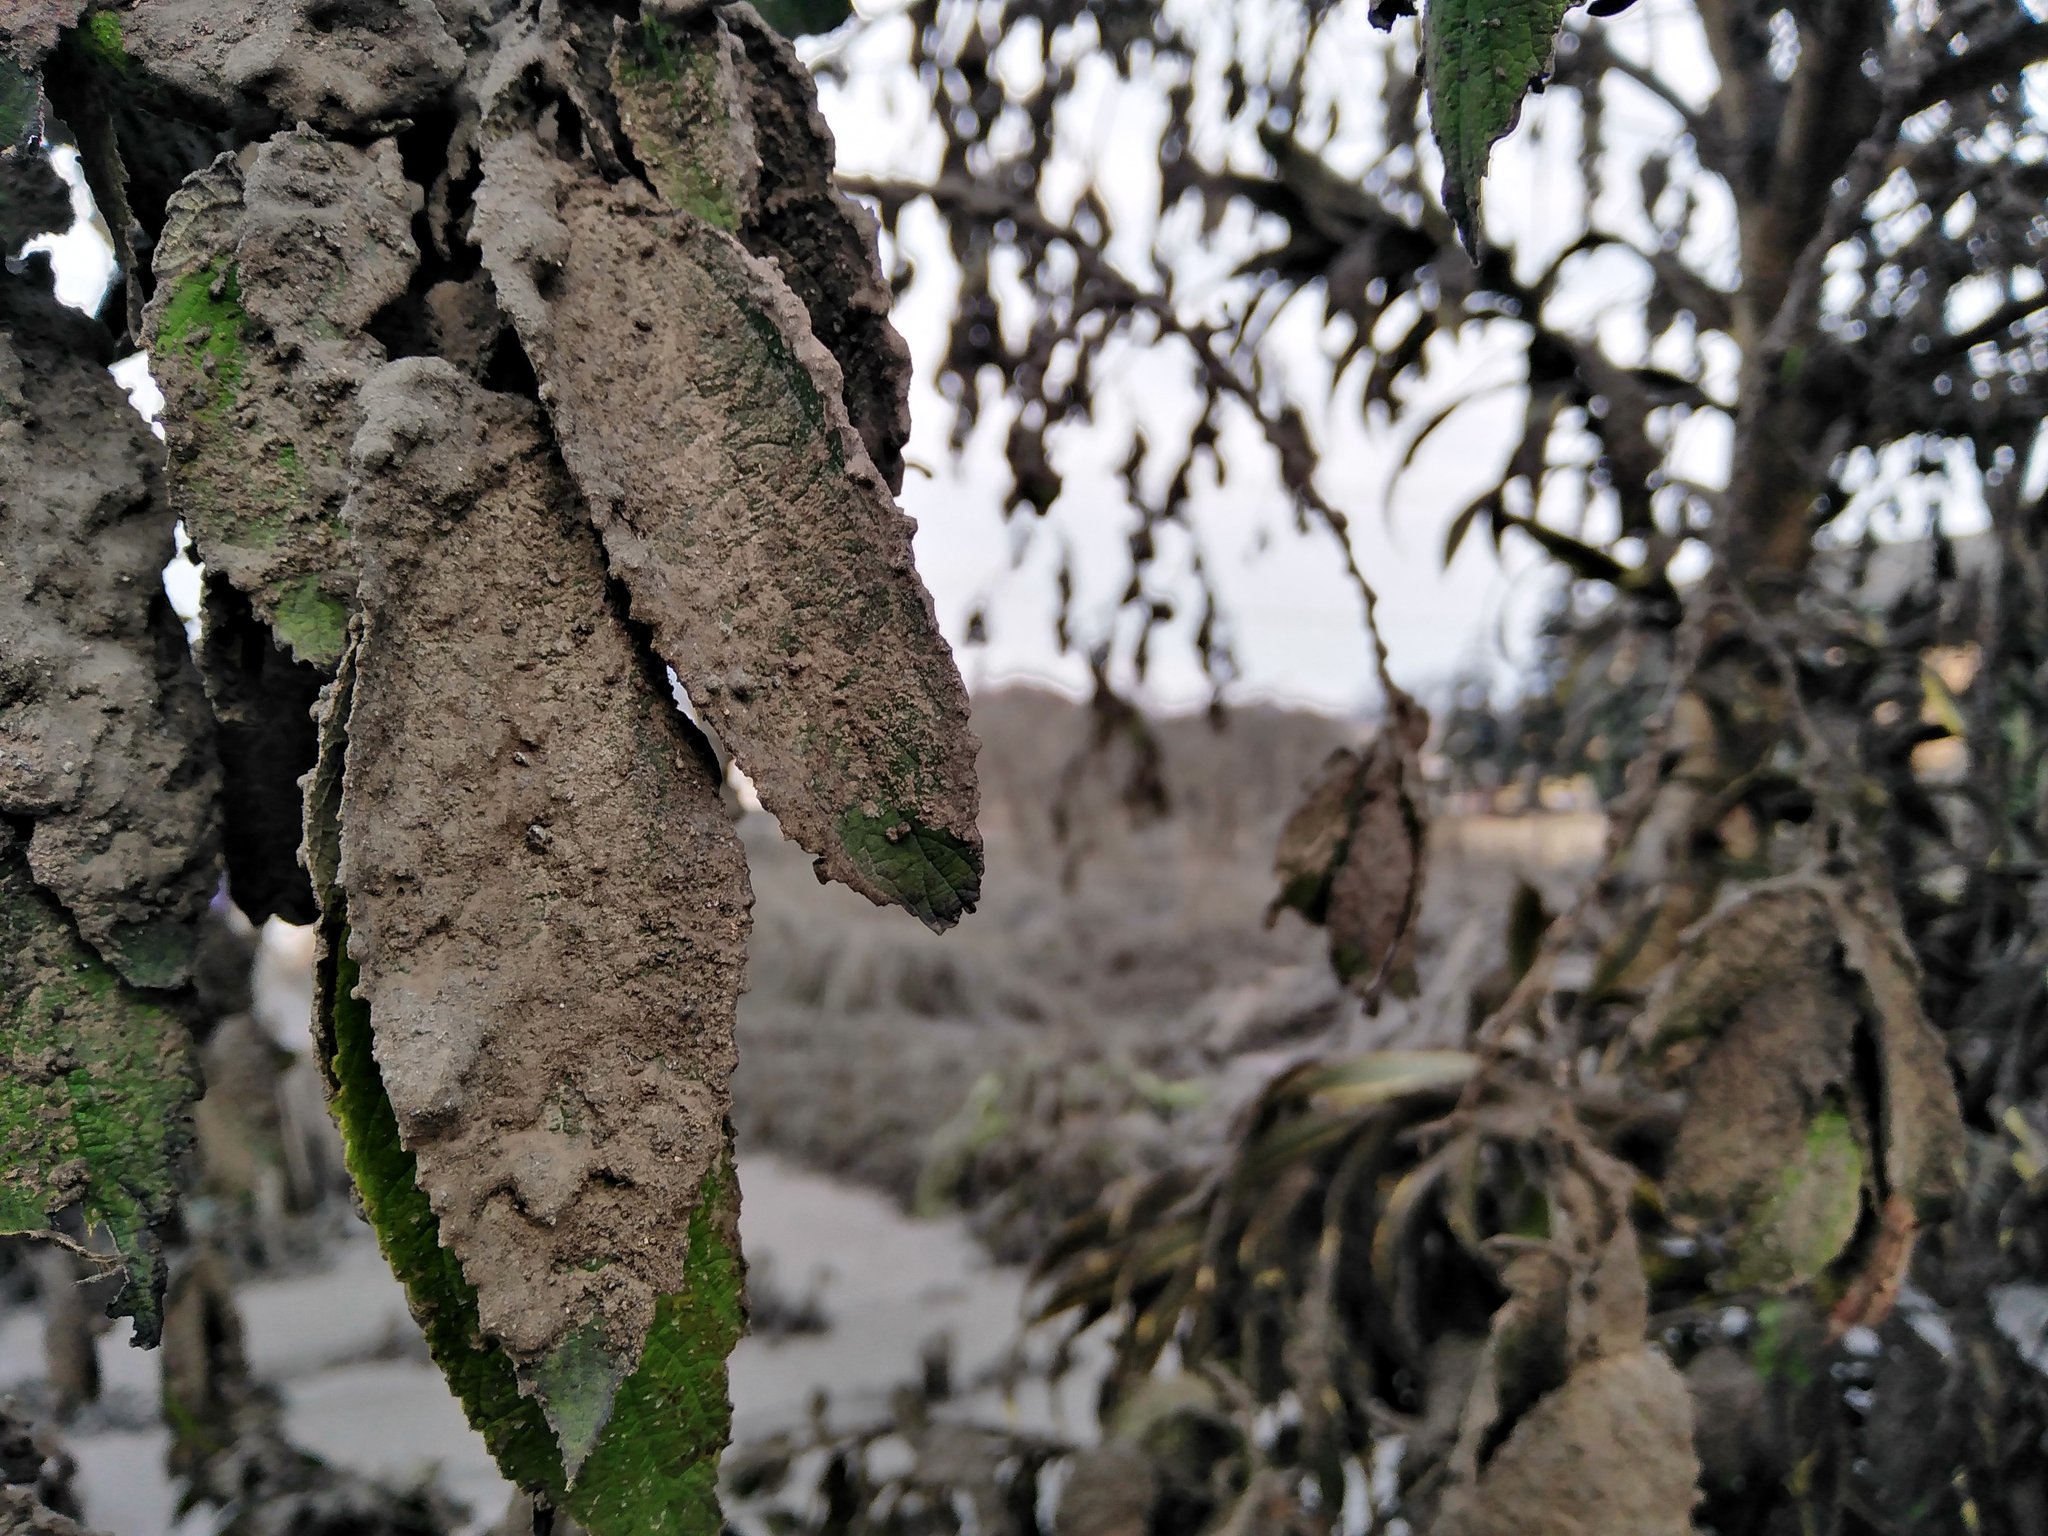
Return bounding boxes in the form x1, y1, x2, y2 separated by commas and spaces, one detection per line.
23, 1, 2023, 720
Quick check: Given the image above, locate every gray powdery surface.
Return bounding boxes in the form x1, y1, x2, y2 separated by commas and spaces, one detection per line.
117, 0, 464, 138
0, 281, 222, 991
145, 126, 421, 674
334, 358, 753, 1385
610, 4, 913, 492
474, 131, 982, 928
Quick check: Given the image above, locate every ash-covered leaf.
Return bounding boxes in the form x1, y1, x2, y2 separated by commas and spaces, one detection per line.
1828, 885, 1967, 1221
114, 0, 461, 138
0, 285, 222, 988
0, 1, 86, 73
329, 359, 752, 1483
474, 132, 982, 931
610, 6, 913, 489
142, 127, 415, 922
1644, 887, 1865, 1290
314, 900, 747, 1533
1420, 0, 1572, 254
1435, 1350, 1699, 1536
0, 828, 196, 1348
1267, 690, 1429, 1007
1437, 1138, 1695, 1536
145, 127, 418, 674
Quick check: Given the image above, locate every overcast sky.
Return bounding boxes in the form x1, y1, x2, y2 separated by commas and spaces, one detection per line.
28, 1, 2002, 721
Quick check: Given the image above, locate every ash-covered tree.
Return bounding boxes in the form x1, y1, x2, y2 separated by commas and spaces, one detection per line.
837, 1, 2048, 1532
2, 2, 980, 1532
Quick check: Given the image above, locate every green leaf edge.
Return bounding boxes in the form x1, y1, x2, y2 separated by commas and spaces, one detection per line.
0, 840, 195, 1347
837, 807, 983, 931
319, 918, 745, 1532
1422, 0, 1573, 253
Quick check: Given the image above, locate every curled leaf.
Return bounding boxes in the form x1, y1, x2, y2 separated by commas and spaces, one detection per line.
1268, 690, 1430, 1007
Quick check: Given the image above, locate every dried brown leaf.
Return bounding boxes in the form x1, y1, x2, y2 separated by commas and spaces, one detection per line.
474, 132, 981, 929
1269, 691, 1429, 1007
333, 360, 752, 1411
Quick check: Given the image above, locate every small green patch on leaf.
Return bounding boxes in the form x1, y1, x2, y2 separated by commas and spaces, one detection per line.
837, 807, 983, 931
270, 575, 349, 669
0, 58, 41, 142
75, 12, 125, 72
1420, 0, 1571, 254
1725, 1103, 1865, 1292
749, 0, 854, 37
154, 262, 246, 420
0, 835, 195, 1346
528, 1323, 629, 1484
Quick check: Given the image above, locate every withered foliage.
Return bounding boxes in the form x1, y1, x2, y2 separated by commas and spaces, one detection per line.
845, 1, 2048, 1533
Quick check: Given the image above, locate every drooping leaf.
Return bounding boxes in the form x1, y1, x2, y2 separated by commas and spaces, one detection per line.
327, 359, 752, 1494
0, 827, 196, 1347
474, 127, 982, 931
141, 126, 417, 922
1827, 884, 1968, 1221
1268, 689, 1430, 1007
314, 901, 746, 1535
0, 279, 222, 988
609, 6, 913, 489
1418, 0, 1573, 254
145, 127, 418, 674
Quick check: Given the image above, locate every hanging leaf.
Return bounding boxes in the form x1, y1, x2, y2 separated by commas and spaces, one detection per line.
1417, 0, 1572, 254
145, 127, 419, 673
1827, 883, 1967, 1222
117, 0, 462, 138
319, 359, 752, 1511
474, 129, 982, 930
141, 126, 418, 921
1, 283, 222, 989
0, 827, 196, 1348
1268, 689, 1430, 1007
609, 7, 911, 489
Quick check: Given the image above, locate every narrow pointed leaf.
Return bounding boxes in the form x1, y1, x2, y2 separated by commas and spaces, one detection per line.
475, 132, 982, 930
1422, 0, 1572, 253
